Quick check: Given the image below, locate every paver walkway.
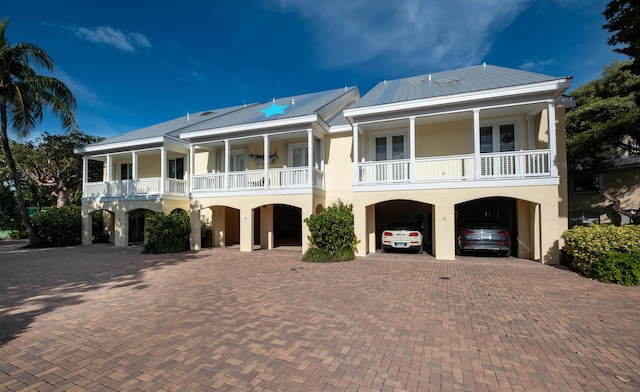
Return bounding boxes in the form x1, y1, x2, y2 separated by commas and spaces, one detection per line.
0, 241, 639, 391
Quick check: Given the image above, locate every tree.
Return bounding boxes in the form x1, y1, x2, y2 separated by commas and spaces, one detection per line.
566, 61, 640, 223
566, 61, 640, 170
604, 0, 640, 75
0, 18, 77, 246
14, 130, 103, 207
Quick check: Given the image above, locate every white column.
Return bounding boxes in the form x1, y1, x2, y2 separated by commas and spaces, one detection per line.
353, 123, 359, 185
224, 139, 230, 191
548, 100, 558, 177
82, 157, 88, 196
106, 155, 113, 181
189, 144, 195, 194
473, 109, 481, 179
320, 138, 325, 189
160, 147, 166, 194
409, 116, 416, 183
132, 152, 138, 180
263, 135, 269, 188
307, 129, 313, 186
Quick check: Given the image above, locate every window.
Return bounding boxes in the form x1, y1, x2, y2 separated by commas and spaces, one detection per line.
229, 149, 246, 172
168, 158, 184, 179
120, 163, 132, 180
288, 143, 309, 167
569, 210, 600, 227
373, 133, 406, 161
573, 175, 600, 193
480, 123, 516, 153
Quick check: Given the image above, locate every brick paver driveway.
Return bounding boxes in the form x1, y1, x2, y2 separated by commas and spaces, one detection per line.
1, 241, 639, 391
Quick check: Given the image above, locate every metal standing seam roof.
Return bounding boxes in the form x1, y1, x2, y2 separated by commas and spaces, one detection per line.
350, 64, 572, 109
84, 86, 358, 149
85, 103, 257, 147
179, 86, 358, 134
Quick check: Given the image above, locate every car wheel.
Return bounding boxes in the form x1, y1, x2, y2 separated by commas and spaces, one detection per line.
500, 249, 511, 257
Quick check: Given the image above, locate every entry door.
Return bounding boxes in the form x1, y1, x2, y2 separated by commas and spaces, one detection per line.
374, 134, 406, 181
228, 149, 246, 189
480, 124, 516, 176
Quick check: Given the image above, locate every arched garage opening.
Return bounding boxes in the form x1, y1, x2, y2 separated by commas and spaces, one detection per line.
209, 206, 240, 247
455, 197, 517, 257
90, 209, 113, 243
274, 204, 302, 247
375, 200, 433, 254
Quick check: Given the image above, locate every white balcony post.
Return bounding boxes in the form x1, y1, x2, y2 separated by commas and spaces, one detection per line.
132, 151, 138, 196
473, 109, 481, 179
320, 138, 325, 189
160, 147, 166, 194
106, 155, 113, 197
307, 129, 313, 187
409, 116, 416, 183
263, 135, 269, 189
189, 144, 195, 194
132, 152, 138, 180
224, 139, 230, 191
82, 157, 88, 197
106, 155, 113, 181
547, 100, 558, 177
353, 123, 359, 185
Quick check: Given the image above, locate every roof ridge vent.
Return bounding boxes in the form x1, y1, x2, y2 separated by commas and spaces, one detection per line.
435, 76, 459, 85
404, 77, 426, 85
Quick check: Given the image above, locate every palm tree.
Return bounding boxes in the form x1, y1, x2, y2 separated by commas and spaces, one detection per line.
0, 18, 77, 246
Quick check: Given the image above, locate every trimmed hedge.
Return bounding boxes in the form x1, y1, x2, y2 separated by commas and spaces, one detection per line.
303, 200, 358, 262
562, 224, 640, 285
32, 206, 81, 246
143, 211, 190, 254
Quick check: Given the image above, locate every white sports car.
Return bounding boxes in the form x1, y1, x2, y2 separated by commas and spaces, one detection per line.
381, 224, 423, 253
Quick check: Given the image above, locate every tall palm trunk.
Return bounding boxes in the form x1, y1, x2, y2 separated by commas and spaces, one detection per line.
0, 104, 42, 245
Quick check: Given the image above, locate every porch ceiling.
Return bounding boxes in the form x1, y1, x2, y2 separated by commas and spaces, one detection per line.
357, 101, 547, 131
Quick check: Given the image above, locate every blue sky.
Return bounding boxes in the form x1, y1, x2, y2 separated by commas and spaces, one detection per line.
3, 0, 628, 140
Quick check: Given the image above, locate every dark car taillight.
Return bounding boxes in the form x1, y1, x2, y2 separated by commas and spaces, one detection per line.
383, 231, 393, 236
409, 232, 420, 237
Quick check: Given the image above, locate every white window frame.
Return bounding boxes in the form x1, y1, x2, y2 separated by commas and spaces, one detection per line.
369, 130, 408, 161
229, 148, 247, 172
288, 142, 309, 167
478, 118, 522, 153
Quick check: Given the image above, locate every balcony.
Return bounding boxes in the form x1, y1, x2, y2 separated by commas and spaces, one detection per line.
357, 150, 551, 185
83, 178, 187, 199
192, 166, 323, 193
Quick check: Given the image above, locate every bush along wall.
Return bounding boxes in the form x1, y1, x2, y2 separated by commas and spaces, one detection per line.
562, 224, 640, 285
143, 211, 190, 254
303, 200, 358, 262
32, 206, 81, 246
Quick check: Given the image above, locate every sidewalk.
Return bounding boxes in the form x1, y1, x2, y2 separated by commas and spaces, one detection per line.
1, 243, 639, 391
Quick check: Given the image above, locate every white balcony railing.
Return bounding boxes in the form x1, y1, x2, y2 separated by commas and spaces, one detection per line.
82, 177, 187, 198
358, 150, 551, 185
192, 166, 319, 192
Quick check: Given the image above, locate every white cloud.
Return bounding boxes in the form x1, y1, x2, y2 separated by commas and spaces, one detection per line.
273, 0, 530, 71
520, 59, 555, 72
70, 25, 151, 53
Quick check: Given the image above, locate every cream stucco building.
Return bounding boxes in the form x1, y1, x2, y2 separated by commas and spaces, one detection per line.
76, 64, 573, 264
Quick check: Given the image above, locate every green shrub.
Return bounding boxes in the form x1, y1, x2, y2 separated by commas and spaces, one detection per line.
562, 224, 640, 284
303, 200, 358, 262
31, 206, 81, 246
303, 247, 331, 263
589, 251, 640, 286
143, 211, 190, 254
